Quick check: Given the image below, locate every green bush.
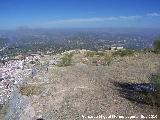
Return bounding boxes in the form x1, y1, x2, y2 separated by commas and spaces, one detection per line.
58, 53, 73, 67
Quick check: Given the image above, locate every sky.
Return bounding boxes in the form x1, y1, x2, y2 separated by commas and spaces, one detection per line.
1, 0, 160, 29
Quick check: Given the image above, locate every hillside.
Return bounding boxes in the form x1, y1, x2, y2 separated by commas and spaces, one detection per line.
1, 50, 160, 120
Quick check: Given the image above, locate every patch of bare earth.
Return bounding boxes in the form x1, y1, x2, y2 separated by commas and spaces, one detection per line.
27, 52, 160, 120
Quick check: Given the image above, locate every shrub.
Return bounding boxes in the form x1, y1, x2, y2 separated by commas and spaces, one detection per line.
104, 53, 112, 66
152, 75, 160, 92
113, 49, 134, 57
150, 74, 160, 106
58, 53, 73, 67
95, 51, 105, 56
153, 39, 160, 53
85, 51, 96, 57
86, 51, 106, 57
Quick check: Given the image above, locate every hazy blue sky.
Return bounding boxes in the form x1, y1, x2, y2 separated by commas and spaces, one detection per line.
1, 0, 160, 29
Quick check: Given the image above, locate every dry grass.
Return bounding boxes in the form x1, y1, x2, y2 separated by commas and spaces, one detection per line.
20, 85, 43, 96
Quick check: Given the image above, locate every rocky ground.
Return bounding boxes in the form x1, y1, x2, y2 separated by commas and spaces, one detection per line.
1, 51, 160, 120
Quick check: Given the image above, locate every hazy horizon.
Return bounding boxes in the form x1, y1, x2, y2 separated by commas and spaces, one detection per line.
1, 27, 160, 31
